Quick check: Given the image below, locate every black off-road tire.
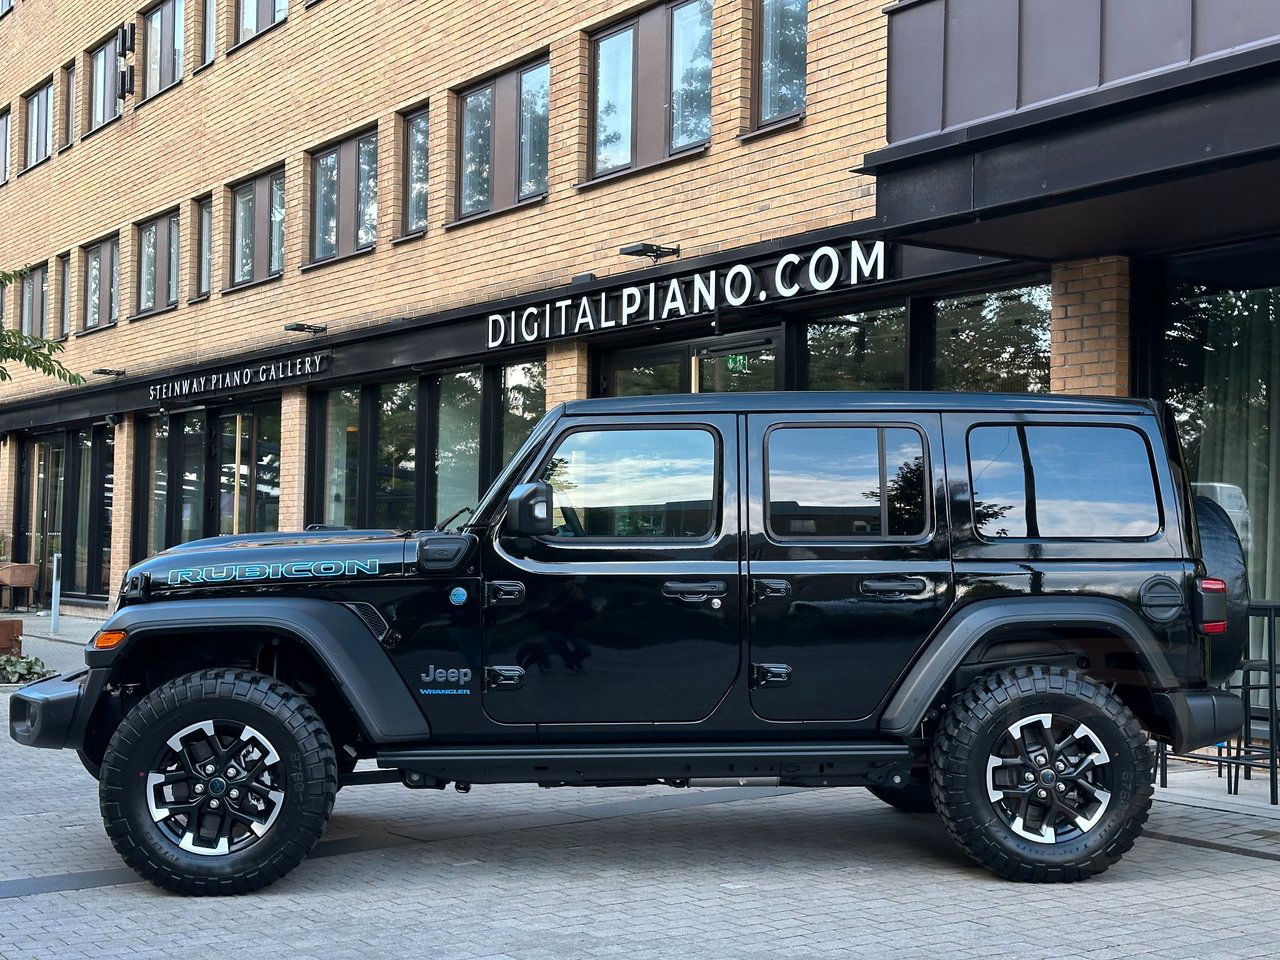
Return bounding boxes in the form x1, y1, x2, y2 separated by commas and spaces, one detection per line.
867, 770, 935, 813
930, 665, 1153, 883
99, 669, 338, 895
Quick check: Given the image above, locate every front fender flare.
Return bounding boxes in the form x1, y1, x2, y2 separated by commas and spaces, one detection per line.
880, 597, 1180, 738
91, 597, 430, 743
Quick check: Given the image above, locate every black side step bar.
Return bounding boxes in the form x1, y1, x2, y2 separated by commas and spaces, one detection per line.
376, 742, 913, 788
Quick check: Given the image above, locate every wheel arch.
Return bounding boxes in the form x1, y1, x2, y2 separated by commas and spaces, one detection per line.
881, 597, 1180, 739
79, 598, 430, 769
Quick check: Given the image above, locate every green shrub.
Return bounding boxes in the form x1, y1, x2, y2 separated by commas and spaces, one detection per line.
0, 654, 52, 684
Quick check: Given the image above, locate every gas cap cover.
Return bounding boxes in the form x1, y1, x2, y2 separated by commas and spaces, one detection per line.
1139, 576, 1183, 622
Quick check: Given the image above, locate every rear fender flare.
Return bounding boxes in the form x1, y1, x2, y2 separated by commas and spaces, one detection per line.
880, 597, 1179, 737
90, 597, 430, 743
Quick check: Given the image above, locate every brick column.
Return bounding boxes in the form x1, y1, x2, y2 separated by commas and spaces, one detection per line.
1050, 257, 1131, 396
0, 433, 18, 562
277, 386, 309, 531
108, 415, 137, 605
545, 341, 590, 409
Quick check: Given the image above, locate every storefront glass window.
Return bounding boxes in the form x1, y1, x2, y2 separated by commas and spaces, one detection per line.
697, 344, 777, 392
373, 380, 417, 529
806, 306, 906, 390
218, 404, 280, 535
1163, 250, 1280, 654
501, 360, 547, 466
435, 368, 483, 526
179, 414, 206, 543
934, 285, 1051, 393
73, 430, 92, 591
322, 389, 361, 527
612, 353, 683, 396
97, 429, 115, 596
145, 417, 169, 557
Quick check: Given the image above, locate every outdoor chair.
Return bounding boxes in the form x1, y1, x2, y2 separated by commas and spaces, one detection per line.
0, 563, 38, 612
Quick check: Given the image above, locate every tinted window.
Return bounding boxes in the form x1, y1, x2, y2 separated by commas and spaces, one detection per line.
969, 425, 1160, 539
767, 426, 926, 539
540, 428, 716, 539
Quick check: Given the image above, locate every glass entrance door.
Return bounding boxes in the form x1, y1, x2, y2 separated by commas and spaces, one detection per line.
217, 404, 281, 535
28, 436, 66, 606
604, 333, 781, 396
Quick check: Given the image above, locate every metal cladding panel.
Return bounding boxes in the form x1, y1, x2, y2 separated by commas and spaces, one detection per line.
943, 0, 1019, 128
1100, 0, 1192, 83
1019, 0, 1102, 107
1193, 0, 1280, 58
886, 0, 946, 142
873, 151, 974, 228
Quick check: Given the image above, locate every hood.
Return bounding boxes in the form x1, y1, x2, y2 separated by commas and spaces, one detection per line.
121, 529, 415, 602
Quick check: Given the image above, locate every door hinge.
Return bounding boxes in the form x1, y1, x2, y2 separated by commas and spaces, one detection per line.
751, 662, 792, 688
485, 580, 526, 606
485, 665, 525, 690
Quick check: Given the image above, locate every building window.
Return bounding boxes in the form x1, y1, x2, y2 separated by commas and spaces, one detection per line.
403, 107, 429, 234
137, 210, 180, 313
21, 264, 48, 338
239, 0, 286, 43
196, 196, 212, 297
0, 110, 9, 183
25, 81, 53, 168
757, 0, 807, 126
310, 129, 377, 263
60, 63, 76, 147
590, 0, 710, 179
83, 235, 119, 329
89, 37, 120, 131
230, 168, 284, 286
57, 253, 71, 337
456, 58, 549, 219
934, 285, 1051, 393
0, 0, 11, 13
144, 0, 186, 98
202, 0, 216, 63
805, 307, 907, 390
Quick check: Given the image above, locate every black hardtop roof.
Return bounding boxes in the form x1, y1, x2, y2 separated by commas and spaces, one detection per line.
562, 391, 1158, 416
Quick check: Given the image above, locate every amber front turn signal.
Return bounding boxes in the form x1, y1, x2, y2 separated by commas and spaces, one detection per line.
92, 630, 127, 650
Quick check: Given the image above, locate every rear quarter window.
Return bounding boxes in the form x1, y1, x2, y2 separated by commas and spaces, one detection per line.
968, 424, 1161, 540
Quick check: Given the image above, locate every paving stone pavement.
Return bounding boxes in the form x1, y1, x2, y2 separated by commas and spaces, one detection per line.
1, 691, 1278, 960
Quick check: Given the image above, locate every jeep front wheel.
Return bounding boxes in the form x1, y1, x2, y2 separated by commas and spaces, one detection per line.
930, 665, 1152, 883
99, 669, 337, 895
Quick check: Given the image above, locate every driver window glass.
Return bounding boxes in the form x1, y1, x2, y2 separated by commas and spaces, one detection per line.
539, 428, 717, 538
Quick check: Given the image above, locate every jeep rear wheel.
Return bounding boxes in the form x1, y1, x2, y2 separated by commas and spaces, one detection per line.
99, 669, 337, 895
930, 665, 1152, 883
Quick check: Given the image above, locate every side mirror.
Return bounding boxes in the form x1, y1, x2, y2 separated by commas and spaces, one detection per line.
504, 482, 553, 537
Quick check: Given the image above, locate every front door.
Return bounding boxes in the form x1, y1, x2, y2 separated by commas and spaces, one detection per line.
745, 412, 953, 721
480, 414, 741, 725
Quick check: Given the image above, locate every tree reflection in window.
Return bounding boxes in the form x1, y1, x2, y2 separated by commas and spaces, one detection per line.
460, 87, 493, 216
670, 0, 712, 150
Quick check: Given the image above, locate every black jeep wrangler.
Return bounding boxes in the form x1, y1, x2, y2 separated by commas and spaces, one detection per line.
10, 392, 1249, 893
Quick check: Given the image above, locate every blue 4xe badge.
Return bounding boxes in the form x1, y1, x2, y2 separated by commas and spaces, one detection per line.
449, 586, 468, 606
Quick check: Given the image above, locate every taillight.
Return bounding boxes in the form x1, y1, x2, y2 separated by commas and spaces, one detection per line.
1197, 577, 1228, 636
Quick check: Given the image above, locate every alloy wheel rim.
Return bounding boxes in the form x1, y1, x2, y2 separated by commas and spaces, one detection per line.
985, 713, 1113, 845
146, 720, 286, 857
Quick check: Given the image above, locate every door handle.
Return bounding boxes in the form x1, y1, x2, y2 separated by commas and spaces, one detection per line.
751, 578, 792, 602
485, 666, 525, 690
485, 581, 526, 606
662, 580, 727, 602
861, 577, 929, 598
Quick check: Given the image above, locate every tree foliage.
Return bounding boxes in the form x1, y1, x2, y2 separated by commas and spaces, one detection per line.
0, 268, 83, 385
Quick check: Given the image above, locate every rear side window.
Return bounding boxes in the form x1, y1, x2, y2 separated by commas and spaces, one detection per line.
968, 425, 1160, 539
539, 428, 717, 539
766, 426, 928, 540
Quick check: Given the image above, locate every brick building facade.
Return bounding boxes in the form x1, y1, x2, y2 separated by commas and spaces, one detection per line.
0, 0, 1243, 611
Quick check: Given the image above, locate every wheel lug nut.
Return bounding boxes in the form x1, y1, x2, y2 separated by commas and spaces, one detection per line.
229, 788, 240, 799
1036, 788, 1048, 799
204, 764, 216, 775
193, 783, 204, 794
1035, 755, 1048, 766
1023, 772, 1035, 782
208, 799, 220, 809
1055, 761, 1066, 772
226, 768, 238, 778
1056, 783, 1066, 793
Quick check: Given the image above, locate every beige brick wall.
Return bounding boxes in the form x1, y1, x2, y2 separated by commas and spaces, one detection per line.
278, 385, 308, 530
545, 341, 590, 408
108, 413, 136, 600
1050, 257, 1131, 396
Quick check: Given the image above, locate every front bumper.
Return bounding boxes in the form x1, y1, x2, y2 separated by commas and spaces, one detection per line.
9, 669, 105, 751
1153, 688, 1247, 753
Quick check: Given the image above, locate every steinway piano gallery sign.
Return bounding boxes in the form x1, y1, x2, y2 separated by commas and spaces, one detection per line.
148, 350, 331, 403
486, 239, 889, 349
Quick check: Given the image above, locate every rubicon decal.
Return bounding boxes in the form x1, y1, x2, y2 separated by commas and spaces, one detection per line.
165, 559, 381, 586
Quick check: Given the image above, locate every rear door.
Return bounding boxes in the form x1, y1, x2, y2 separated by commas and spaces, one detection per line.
745, 412, 953, 721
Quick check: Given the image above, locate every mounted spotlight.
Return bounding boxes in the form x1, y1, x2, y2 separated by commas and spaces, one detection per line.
92, 368, 126, 378
284, 322, 328, 335
620, 242, 680, 263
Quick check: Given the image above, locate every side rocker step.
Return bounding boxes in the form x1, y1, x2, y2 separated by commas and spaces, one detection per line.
376, 741, 913, 787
